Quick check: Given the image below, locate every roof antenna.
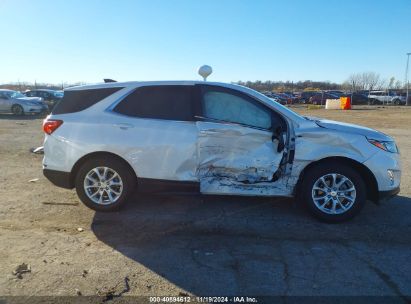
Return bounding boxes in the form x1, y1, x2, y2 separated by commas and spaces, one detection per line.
198, 65, 212, 81
104, 79, 117, 83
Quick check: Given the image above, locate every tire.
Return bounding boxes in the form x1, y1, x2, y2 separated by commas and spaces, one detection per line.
301, 162, 366, 223
75, 157, 136, 212
369, 98, 380, 105
11, 104, 24, 115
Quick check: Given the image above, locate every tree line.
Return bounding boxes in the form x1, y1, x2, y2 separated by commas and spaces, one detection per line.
235, 80, 342, 92
0, 72, 406, 93
236, 72, 406, 92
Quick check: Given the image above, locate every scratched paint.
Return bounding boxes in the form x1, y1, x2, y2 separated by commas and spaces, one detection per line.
196, 121, 290, 195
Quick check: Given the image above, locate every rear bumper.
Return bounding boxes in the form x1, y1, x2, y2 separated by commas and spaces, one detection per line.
43, 169, 73, 189
378, 187, 400, 202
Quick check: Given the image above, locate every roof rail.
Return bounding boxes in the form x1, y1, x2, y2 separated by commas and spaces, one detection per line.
103, 79, 117, 83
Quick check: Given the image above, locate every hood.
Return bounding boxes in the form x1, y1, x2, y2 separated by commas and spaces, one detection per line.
307, 117, 392, 141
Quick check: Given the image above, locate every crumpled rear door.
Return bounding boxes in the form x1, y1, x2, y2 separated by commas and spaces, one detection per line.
196, 121, 285, 196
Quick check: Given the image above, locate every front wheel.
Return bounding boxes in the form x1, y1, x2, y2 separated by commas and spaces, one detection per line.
301, 162, 366, 223
75, 157, 136, 211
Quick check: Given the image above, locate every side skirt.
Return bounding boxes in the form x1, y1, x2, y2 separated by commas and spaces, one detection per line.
136, 178, 200, 194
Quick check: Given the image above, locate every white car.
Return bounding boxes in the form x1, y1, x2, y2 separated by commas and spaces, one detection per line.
368, 91, 404, 105
42, 81, 401, 222
0, 89, 48, 115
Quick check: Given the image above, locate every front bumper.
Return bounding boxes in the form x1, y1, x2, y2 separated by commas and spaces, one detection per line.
378, 187, 400, 202
363, 150, 401, 192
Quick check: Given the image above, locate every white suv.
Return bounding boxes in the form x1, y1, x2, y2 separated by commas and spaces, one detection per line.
42, 81, 401, 222
368, 91, 404, 105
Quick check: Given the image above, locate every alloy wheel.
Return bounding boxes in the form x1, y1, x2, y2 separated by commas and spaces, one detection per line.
311, 173, 356, 215
83, 167, 123, 205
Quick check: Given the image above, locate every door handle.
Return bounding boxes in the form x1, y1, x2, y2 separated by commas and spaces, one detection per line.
113, 123, 134, 130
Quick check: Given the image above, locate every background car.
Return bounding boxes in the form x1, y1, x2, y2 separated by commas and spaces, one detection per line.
0, 89, 48, 115
327, 90, 344, 97
398, 92, 407, 105
297, 91, 319, 103
309, 92, 339, 105
270, 93, 288, 105
264, 92, 296, 104
277, 93, 297, 104
367, 91, 403, 105
262, 92, 288, 105
24, 89, 63, 111
341, 93, 371, 105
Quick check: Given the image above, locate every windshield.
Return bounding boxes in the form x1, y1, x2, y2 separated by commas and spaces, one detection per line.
54, 91, 64, 98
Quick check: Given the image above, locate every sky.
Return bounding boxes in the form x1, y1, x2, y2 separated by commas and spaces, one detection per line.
0, 0, 410, 84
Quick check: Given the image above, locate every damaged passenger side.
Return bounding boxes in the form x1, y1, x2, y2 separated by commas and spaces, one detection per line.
195, 85, 290, 196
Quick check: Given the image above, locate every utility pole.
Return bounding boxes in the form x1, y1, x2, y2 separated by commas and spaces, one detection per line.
406, 53, 411, 106
352, 80, 354, 106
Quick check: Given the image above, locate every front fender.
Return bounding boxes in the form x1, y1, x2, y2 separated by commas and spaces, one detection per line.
291, 129, 377, 179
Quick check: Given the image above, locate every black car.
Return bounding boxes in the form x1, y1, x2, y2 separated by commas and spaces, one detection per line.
24, 89, 63, 111
327, 90, 344, 97
342, 93, 377, 105
297, 91, 319, 103
309, 92, 340, 105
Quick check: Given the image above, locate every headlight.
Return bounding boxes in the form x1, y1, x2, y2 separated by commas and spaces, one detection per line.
368, 139, 398, 153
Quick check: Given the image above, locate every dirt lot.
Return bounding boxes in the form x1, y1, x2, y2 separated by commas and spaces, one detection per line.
0, 106, 410, 301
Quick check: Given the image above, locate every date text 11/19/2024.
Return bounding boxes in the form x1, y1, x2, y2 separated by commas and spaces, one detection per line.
149, 296, 258, 303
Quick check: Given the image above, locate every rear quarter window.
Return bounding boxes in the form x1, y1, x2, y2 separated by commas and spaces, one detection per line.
52, 87, 123, 114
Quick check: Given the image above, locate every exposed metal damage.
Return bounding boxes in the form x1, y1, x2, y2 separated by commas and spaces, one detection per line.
196, 121, 292, 196
199, 177, 292, 196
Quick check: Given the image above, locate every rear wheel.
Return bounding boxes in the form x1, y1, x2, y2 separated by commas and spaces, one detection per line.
11, 104, 24, 115
75, 157, 136, 211
301, 162, 366, 223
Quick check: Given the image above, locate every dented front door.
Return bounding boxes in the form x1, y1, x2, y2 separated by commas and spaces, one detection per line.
195, 84, 287, 196
196, 121, 285, 195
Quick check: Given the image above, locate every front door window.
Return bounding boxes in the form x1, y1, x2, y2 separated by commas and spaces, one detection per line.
201, 87, 272, 130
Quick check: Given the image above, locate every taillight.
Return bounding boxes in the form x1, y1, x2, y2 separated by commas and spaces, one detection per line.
43, 119, 63, 135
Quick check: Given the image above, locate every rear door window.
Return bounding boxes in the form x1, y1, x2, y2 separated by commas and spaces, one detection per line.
52, 87, 123, 114
113, 85, 195, 121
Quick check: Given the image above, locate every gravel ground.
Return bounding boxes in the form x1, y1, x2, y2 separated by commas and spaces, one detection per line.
0, 106, 410, 302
